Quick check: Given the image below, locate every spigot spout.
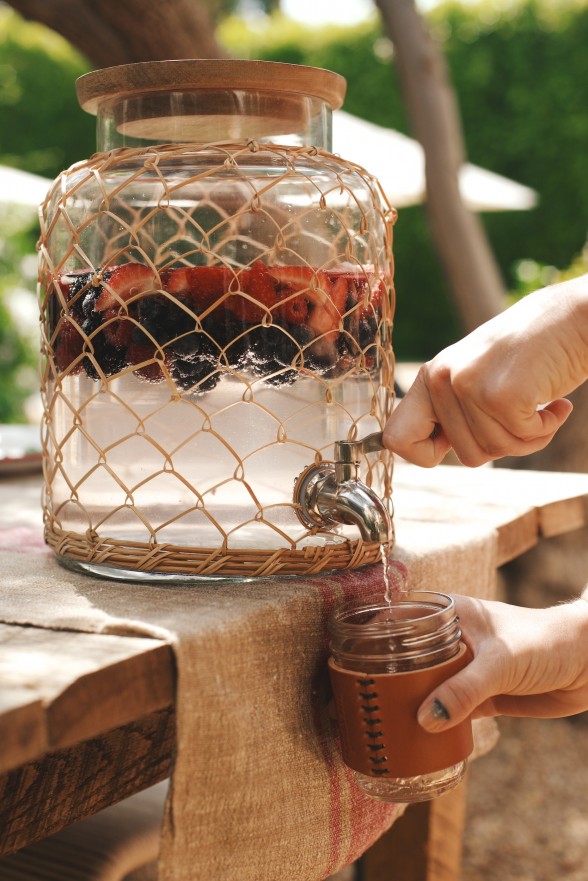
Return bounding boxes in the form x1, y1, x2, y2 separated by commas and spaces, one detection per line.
315, 474, 391, 543
293, 431, 393, 545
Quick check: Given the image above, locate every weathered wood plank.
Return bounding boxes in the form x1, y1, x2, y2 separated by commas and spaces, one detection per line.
359, 779, 468, 881
395, 463, 588, 566
426, 779, 468, 881
538, 494, 588, 538
495, 510, 540, 566
0, 688, 46, 772
0, 707, 174, 856
360, 801, 429, 881
0, 624, 174, 771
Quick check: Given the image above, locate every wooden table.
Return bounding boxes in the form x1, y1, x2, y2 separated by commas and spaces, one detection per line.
2, 463, 588, 880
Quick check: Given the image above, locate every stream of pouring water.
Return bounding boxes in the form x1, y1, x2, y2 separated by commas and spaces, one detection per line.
379, 542, 397, 606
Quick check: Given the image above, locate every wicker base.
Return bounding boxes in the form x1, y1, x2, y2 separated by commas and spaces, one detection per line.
45, 524, 385, 581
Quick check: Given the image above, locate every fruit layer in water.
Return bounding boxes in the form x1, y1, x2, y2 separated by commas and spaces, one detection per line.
44, 262, 389, 549
49, 261, 386, 388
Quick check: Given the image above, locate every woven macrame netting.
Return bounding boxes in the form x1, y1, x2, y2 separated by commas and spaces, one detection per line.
38, 141, 396, 578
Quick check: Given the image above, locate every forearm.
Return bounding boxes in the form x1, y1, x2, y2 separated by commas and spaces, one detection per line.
384, 273, 588, 467
523, 272, 588, 395
576, 584, 588, 612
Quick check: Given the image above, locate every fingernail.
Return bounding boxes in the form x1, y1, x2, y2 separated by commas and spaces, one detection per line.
418, 697, 451, 732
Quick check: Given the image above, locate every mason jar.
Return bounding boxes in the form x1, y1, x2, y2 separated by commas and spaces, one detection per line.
38, 59, 396, 582
328, 591, 473, 802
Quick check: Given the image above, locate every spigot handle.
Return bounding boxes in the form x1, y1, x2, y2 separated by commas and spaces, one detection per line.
358, 431, 386, 455
294, 430, 392, 542
335, 431, 385, 464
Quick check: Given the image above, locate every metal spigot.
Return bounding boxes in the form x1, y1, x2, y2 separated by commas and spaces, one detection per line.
293, 432, 392, 544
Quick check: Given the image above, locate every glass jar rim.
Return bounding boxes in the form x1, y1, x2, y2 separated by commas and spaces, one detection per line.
328, 590, 456, 636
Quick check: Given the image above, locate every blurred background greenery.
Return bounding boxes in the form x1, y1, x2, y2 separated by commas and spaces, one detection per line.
0, 0, 587, 422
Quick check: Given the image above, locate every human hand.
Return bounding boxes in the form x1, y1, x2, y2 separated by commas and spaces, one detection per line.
383, 275, 588, 466
417, 593, 588, 732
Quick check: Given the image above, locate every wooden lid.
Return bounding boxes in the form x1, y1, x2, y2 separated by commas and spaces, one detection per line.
76, 59, 347, 115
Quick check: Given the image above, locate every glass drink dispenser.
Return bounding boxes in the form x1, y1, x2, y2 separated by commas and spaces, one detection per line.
39, 60, 397, 581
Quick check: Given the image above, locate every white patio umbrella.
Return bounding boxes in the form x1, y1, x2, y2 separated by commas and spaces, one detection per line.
0, 165, 52, 209
0, 116, 538, 214
333, 110, 538, 211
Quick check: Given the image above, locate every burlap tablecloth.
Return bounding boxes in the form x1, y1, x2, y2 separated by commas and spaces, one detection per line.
0, 476, 498, 881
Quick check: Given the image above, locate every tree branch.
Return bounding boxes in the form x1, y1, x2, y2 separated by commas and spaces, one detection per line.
7, 0, 227, 67
376, 0, 506, 331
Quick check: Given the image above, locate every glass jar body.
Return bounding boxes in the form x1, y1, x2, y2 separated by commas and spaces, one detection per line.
39, 71, 396, 581
328, 591, 471, 803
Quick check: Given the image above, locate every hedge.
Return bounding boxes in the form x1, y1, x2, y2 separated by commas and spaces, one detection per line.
0, 0, 586, 382
220, 0, 588, 357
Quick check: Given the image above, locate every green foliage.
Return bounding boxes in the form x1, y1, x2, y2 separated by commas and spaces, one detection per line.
1, 0, 588, 421
0, 9, 93, 422
0, 7, 93, 178
220, 13, 462, 358
0, 211, 39, 423
434, 0, 588, 296
220, 1, 588, 358
509, 246, 588, 303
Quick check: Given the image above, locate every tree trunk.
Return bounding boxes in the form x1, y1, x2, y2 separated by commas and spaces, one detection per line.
11, 0, 506, 332
7, 0, 227, 67
375, 0, 506, 331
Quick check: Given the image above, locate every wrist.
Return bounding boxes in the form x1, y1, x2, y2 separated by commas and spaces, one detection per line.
568, 590, 588, 635
557, 274, 588, 375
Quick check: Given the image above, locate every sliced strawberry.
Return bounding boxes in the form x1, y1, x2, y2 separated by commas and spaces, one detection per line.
358, 276, 385, 320
125, 340, 167, 383
269, 265, 329, 326
307, 273, 346, 334
54, 319, 84, 373
335, 272, 368, 310
268, 266, 346, 362
95, 264, 157, 312
267, 264, 347, 361
268, 265, 316, 288
307, 274, 347, 363
162, 265, 230, 313
267, 267, 310, 326
226, 260, 278, 324
100, 307, 135, 349
275, 290, 310, 325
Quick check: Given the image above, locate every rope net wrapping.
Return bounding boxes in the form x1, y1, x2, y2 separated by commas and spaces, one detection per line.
38, 142, 397, 578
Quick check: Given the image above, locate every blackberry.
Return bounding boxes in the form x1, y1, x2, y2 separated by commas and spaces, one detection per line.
246, 325, 306, 385
67, 272, 97, 324
172, 357, 220, 393
80, 270, 109, 319
169, 332, 220, 393
137, 294, 193, 346
202, 313, 249, 371
81, 312, 126, 380
359, 315, 379, 350
337, 329, 361, 362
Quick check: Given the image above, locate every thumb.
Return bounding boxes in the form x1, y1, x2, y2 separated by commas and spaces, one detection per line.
531, 397, 573, 438
383, 373, 451, 467
416, 658, 496, 732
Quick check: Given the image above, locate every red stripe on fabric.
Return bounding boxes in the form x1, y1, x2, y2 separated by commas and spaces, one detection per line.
0, 526, 50, 555
312, 560, 409, 878
343, 780, 400, 867
313, 577, 344, 879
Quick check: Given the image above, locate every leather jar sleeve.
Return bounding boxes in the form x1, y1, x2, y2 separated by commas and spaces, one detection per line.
328, 643, 473, 778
